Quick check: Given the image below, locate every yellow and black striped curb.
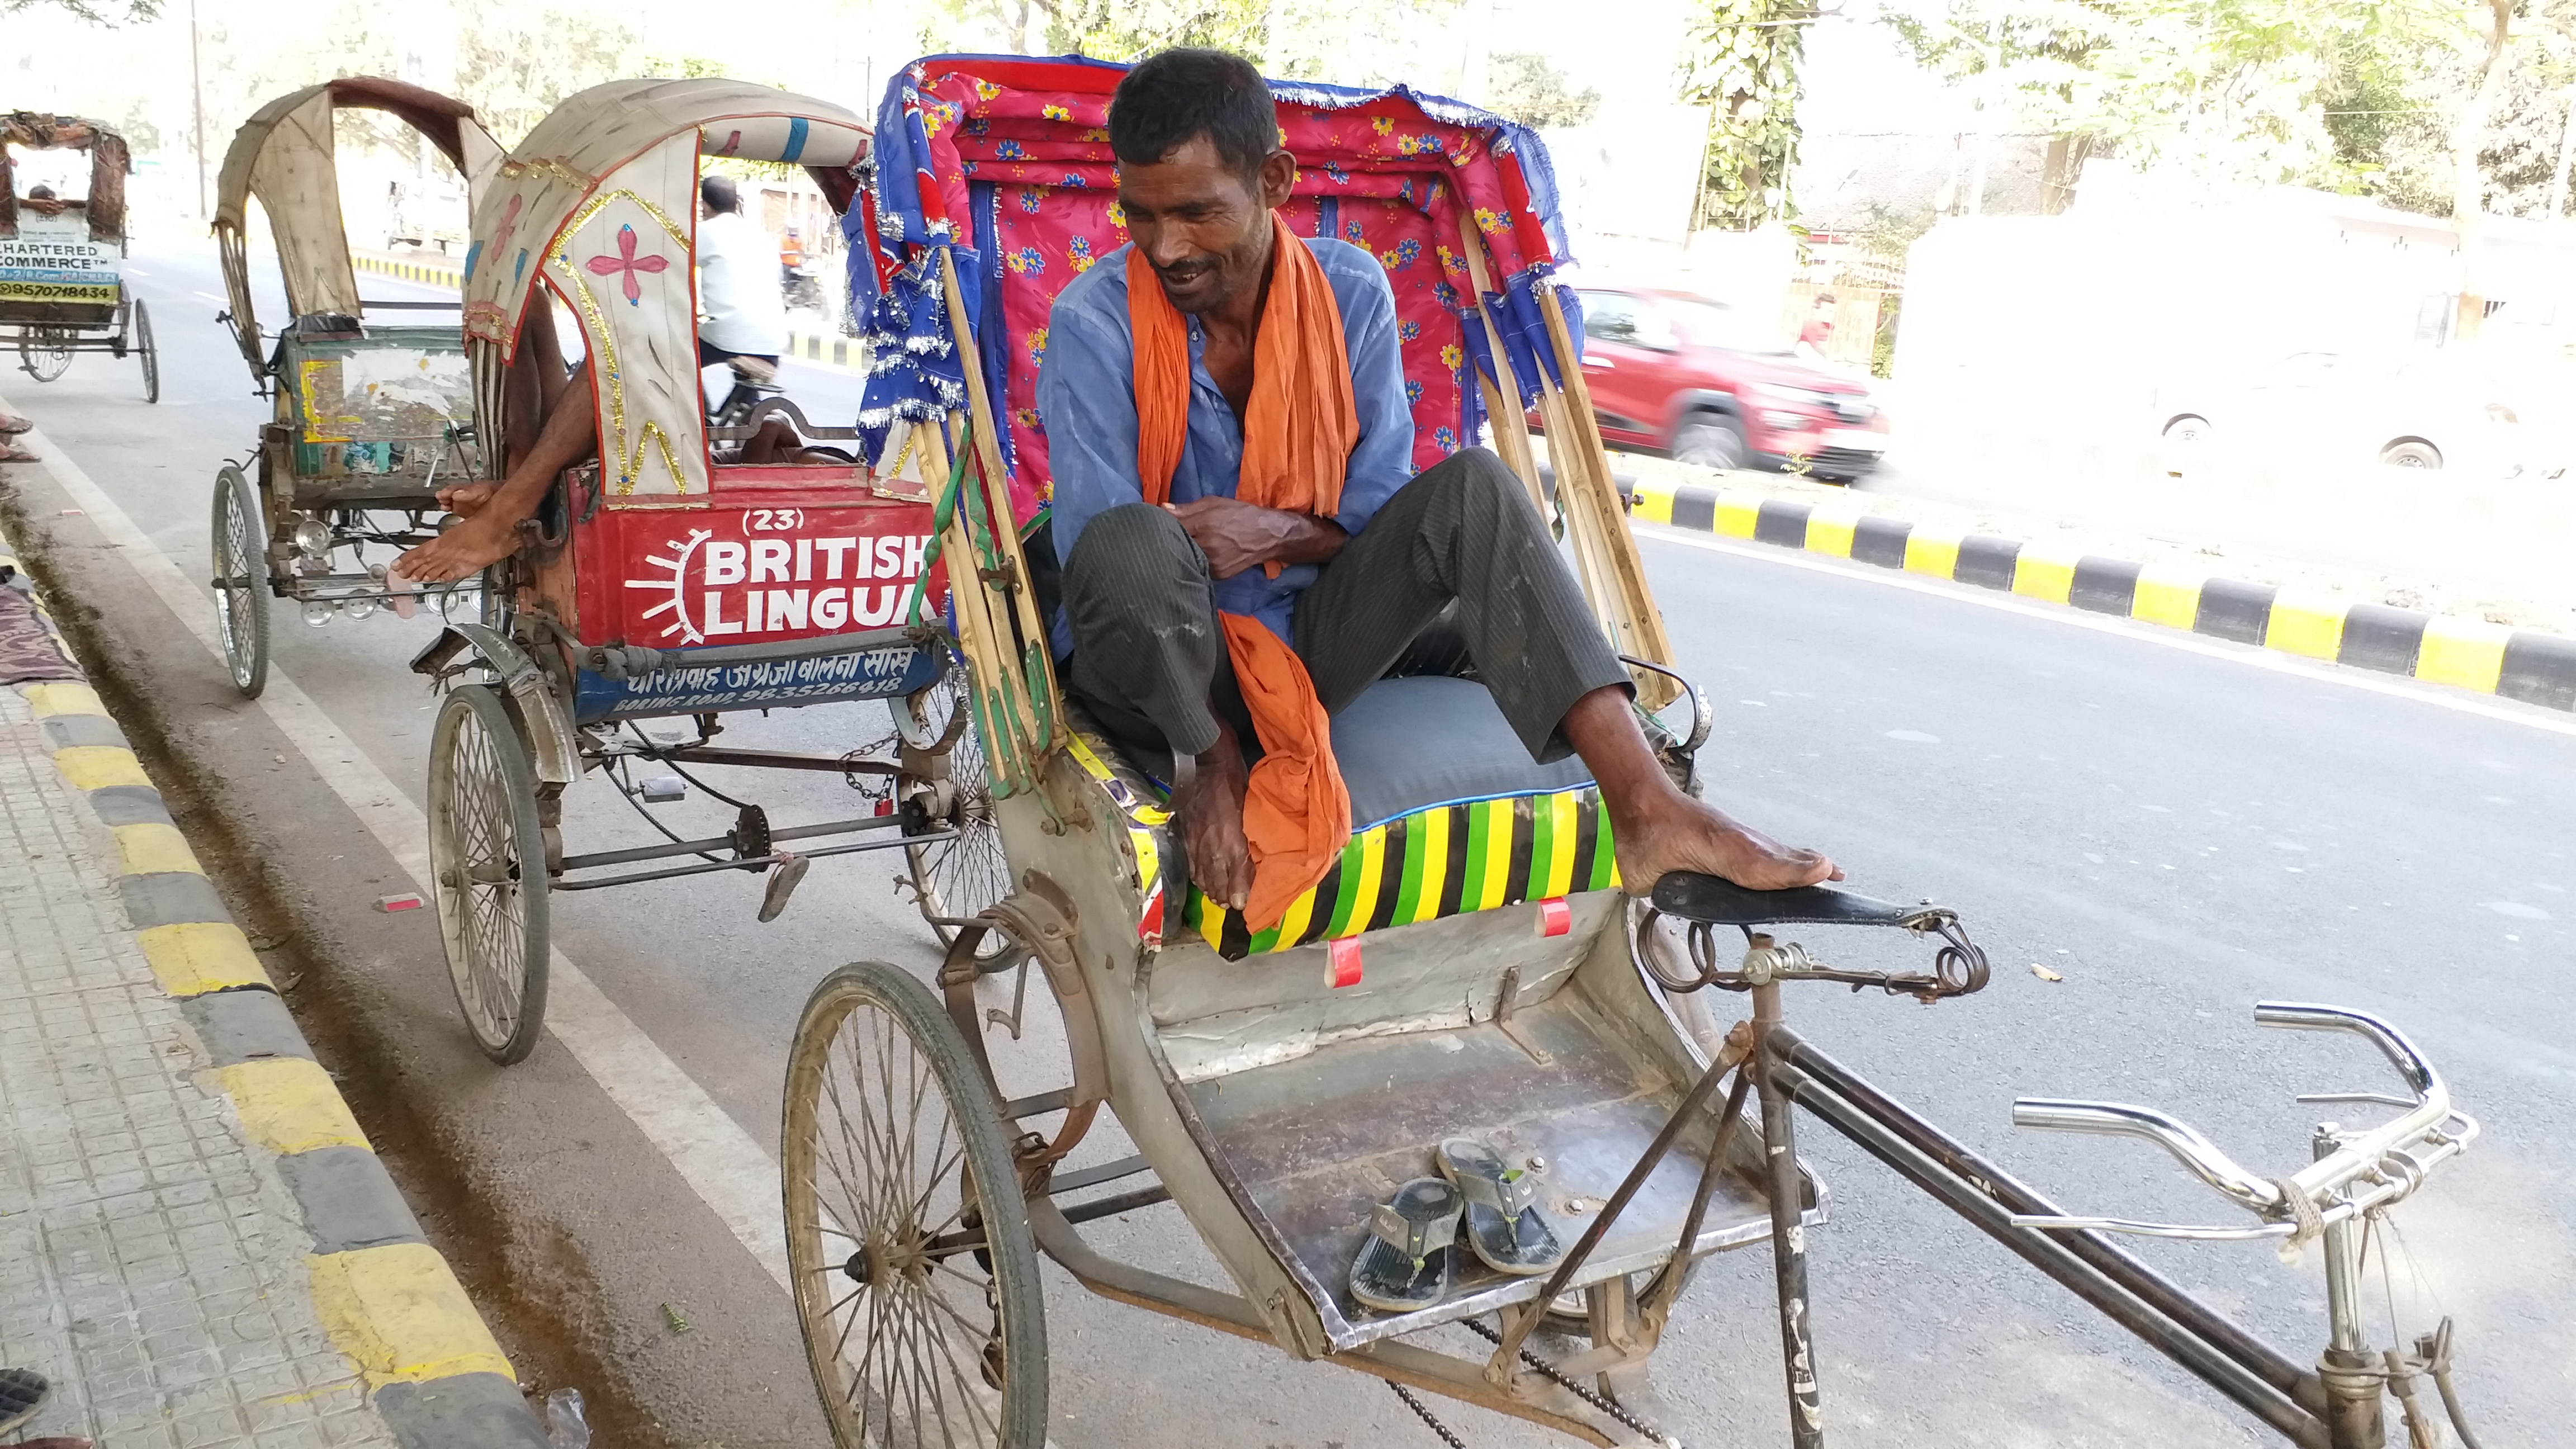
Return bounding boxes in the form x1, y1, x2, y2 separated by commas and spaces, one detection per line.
786, 328, 864, 371
1625, 477, 2576, 713
353, 252, 465, 291
3, 540, 548, 1446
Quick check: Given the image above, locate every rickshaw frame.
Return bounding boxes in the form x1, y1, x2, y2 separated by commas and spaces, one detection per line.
773, 52, 2488, 1449
1, 112, 157, 402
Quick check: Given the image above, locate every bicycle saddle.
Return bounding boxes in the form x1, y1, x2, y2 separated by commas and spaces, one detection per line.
1650, 873, 1945, 930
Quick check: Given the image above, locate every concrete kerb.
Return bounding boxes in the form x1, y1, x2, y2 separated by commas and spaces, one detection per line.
1621, 476, 2576, 712
1, 536, 548, 1447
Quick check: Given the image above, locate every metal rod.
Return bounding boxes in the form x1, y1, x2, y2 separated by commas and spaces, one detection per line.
556, 812, 906, 872
1002, 1087, 1073, 1119
1480, 1020, 1752, 1386
1773, 1059, 2328, 1448
1049, 1154, 1150, 1195
1642, 1067, 1756, 1324
548, 828, 949, 891
652, 745, 901, 775
1755, 983, 1826, 1449
1774, 1026, 2312, 1395
1059, 1183, 1171, 1224
357, 300, 463, 310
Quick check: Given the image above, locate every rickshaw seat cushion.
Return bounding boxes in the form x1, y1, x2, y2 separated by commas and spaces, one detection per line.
1096, 675, 1590, 830
1329, 676, 1590, 829
1650, 874, 1928, 930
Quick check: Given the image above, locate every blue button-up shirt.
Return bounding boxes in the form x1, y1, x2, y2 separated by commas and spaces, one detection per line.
1038, 238, 1415, 654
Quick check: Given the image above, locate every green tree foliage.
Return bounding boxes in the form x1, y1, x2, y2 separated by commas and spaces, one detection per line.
924, 0, 1459, 87
1683, 0, 1810, 230
1, 0, 159, 23
1485, 52, 1602, 130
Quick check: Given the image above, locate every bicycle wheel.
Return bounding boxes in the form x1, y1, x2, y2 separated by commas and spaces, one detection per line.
210, 465, 270, 697
135, 300, 159, 404
784, 962, 1048, 1448
427, 684, 551, 1064
899, 668, 1017, 969
19, 326, 72, 383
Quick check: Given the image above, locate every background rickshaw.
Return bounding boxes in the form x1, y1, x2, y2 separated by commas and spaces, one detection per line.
408, 79, 1000, 1066
776, 54, 2485, 1449
0, 112, 156, 401
208, 78, 506, 696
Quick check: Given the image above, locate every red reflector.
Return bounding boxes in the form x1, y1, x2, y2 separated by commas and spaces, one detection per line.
1328, 937, 1362, 988
1537, 897, 1571, 937
1137, 888, 1164, 944
873, 798, 894, 817
376, 893, 425, 913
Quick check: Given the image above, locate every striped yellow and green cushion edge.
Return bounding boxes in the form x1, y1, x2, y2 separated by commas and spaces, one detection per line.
1184, 787, 1620, 960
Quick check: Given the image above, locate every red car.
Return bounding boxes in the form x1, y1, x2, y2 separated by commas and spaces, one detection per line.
1560, 286, 1887, 481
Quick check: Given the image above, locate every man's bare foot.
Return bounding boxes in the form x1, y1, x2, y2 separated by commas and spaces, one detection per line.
433, 479, 498, 515
1611, 787, 1840, 896
392, 509, 518, 584
1177, 726, 1254, 911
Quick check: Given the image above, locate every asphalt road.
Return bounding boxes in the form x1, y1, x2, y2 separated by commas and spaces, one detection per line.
4, 238, 2570, 1449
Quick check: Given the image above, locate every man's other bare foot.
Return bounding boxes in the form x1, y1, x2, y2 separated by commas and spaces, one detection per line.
433, 479, 498, 516
1611, 787, 1840, 896
1177, 727, 1254, 911
392, 510, 518, 584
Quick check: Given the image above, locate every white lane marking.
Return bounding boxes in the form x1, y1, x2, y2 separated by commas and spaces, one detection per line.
1644, 527, 2576, 739
7, 405, 794, 1293
192, 291, 226, 304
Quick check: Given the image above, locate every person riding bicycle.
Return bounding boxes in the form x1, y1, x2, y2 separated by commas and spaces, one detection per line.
695, 173, 788, 395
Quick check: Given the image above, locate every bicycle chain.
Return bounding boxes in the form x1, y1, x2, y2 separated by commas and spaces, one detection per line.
1385, 1381, 1469, 1449
1459, 1316, 1680, 1448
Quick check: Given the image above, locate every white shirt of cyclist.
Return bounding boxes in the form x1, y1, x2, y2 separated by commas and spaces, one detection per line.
695, 207, 789, 358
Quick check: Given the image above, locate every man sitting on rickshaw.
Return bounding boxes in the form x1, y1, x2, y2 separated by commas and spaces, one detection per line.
1044, 49, 1837, 926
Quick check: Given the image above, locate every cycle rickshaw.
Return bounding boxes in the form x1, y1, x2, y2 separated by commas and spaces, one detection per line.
208, 78, 506, 697
406, 79, 1006, 1066
775, 54, 2487, 1449
0, 112, 156, 401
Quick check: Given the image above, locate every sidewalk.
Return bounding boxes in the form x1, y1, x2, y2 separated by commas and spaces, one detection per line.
0, 549, 544, 1446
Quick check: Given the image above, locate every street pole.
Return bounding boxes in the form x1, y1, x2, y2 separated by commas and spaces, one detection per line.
189, 0, 206, 220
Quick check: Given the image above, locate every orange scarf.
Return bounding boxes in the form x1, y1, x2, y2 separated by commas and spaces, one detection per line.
1128, 221, 1358, 931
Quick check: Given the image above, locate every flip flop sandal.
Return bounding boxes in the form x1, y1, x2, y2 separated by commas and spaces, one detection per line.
0, 1367, 50, 1434
0, 413, 33, 434
0, 443, 39, 464
1437, 1138, 1565, 1276
1349, 1177, 1464, 1313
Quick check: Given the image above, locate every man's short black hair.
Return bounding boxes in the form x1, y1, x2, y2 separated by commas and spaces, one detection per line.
1109, 48, 1278, 184
700, 174, 740, 214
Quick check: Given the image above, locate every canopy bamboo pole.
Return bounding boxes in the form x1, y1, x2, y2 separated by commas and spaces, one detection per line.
936, 245, 1063, 752
1452, 217, 1547, 516
1532, 281, 1678, 705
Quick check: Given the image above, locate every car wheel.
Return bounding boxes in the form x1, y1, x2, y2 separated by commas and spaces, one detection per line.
1673, 413, 1747, 471
2379, 439, 2442, 470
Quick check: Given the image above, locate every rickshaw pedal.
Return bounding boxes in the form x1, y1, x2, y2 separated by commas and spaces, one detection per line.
757, 852, 809, 923
637, 775, 686, 803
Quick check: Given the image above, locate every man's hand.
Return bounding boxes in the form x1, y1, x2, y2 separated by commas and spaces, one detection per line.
1164, 495, 1346, 579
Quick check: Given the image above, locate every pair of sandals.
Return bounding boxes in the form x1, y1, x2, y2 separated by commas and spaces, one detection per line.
1350, 1139, 1566, 1313
1, 413, 35, 465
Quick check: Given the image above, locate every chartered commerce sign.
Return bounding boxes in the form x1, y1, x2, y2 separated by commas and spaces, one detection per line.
0, 236, 120, 305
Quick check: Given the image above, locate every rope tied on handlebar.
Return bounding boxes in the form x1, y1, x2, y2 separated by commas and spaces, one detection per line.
2267, 1176, 2326, 1265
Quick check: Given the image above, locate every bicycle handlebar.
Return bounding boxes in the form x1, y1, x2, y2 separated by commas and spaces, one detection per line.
2006, 1002, 2475, 1240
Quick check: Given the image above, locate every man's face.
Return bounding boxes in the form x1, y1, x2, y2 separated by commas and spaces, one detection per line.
1116, 136, 1295, 316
